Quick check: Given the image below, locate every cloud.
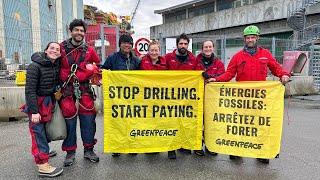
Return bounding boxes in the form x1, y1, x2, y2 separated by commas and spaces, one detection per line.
83, 0, 190, 39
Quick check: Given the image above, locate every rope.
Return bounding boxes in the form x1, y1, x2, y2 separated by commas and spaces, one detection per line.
78, 102, 95, 111
284, 83, 293, 125
64, 100, 79, 120
64, 100, 95, 120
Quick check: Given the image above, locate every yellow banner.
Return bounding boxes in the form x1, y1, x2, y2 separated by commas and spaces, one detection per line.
204, 81, 284, 159
102, 70, 204, 153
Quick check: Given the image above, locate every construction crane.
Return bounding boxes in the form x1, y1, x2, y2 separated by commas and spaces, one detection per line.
119, 0, 141, 34
130, 0, 141, 29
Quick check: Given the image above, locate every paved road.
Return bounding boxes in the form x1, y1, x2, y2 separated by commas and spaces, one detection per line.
0, 101, 319, 180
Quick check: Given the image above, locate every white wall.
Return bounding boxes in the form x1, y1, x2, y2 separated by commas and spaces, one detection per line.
56, 0, 64, 43
0, 0, 6, 57
30, 0, 41, 52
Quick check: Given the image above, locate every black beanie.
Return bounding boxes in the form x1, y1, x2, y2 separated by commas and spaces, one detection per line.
119, 34, 133, 47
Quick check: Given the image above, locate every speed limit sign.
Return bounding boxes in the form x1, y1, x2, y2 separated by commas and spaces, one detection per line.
134, 38, 150, 57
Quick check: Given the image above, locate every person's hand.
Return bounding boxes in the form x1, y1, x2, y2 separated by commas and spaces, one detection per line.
206, 78, 216, 84
86, 63, 99, 72
281, 75, 290, 85
31, 113, 41, 123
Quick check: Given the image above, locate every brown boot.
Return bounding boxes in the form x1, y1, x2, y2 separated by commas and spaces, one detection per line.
37, 163, 63, 178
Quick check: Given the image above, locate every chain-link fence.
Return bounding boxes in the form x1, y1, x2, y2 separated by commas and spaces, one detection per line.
0, 25, 119, 86
1, 30, 316, 87
0, 28, 63, 86
190, 35, 300, 65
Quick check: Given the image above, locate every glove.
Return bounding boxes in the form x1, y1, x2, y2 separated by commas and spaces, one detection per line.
202, 72, 210, 79
86, 63, 102, 86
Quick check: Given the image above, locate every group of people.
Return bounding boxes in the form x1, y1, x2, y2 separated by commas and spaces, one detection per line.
103, 32, 226, 159
24, 18, 290, 177
25, 19, 100, 178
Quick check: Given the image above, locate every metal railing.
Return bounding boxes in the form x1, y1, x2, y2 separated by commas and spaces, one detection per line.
288, 0, 320, 17
287, 24, 320, 50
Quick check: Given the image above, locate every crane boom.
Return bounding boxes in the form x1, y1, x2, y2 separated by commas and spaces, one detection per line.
130, 0, 141, 27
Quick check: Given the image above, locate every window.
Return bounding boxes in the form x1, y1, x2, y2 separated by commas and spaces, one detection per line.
234, 0, 241, 8
252, 0, 266, 3
164, 10, 186, 23
188, 3, 215, 18
217, 0, 235, 11
233, 0, 253, 8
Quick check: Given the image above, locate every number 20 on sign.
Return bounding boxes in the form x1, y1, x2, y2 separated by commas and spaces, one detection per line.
134, 38, 150, 57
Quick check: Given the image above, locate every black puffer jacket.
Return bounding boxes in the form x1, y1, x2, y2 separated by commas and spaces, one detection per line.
25, 52, 60, 114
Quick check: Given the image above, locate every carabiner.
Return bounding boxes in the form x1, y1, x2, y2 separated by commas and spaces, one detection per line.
71, 64, 78, 74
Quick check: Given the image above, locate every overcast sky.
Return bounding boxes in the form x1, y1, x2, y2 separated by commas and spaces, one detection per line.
83, 0, 190, 39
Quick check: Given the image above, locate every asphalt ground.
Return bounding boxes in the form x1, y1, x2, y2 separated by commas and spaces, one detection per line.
0, 100, 319, 180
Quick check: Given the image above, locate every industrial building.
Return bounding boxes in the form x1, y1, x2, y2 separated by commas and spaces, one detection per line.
0, 0, 84, 65
151, 0, 320, 93
151, 0, 320, 58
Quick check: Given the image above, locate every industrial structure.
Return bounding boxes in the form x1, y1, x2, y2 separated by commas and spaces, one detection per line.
0, 0, 84, 65
150, 0, 320, 90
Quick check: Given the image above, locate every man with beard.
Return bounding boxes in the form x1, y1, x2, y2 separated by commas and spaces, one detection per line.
59, 19, 100, 167
165, 33, 197, 70
164, 33, 197, 159
208, 25, 290, 164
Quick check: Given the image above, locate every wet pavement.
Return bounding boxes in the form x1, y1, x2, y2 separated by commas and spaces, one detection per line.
0, 100, 319, 180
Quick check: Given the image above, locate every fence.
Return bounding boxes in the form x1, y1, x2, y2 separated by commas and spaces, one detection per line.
0, 25, 119, 86
0, 28, 63, 86
190, 35, 299, 65
0, 29, 317, 86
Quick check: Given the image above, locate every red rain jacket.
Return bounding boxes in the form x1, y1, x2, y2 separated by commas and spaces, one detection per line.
195, 53, 225, 78
140, 54, 167, 70
216, 47, 290, 82
59, 39, 100, 83
165, 49, 197, 70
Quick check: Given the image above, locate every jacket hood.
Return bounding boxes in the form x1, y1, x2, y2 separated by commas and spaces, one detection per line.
31, 52, 59, 67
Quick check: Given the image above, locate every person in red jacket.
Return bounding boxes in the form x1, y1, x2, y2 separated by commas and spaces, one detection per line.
196, 40, 225, 79
209, 26, 290, 83
59, 19, 100, 167
140, 40, 167, 70
209, 25, 290, 164
164, 33, 197, 159
194, 40, 225, 156
165, 33, 197, 70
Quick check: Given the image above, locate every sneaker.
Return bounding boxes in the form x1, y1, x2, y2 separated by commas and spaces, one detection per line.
229, 155, 241, 160
178, 148, 191, 154
205, 147, 218, 156
84, 149, 99, 163
49, 150, 57, 158
63, 151, 76, 167
168, 151, 176, 159
257, 158, 270, 164
38, 163, 63, 178
194, 150, 205, 156
112, 153, 120, 157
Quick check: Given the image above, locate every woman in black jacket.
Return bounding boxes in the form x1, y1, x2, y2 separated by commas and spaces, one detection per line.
24, 42, 63, 178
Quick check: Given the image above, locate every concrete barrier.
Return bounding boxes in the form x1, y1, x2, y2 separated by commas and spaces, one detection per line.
267, 76, 319, 96
0, 87, 26, 121
285, 76, 319, 96
0, 86, 105, 121
1, 77, 317, 121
